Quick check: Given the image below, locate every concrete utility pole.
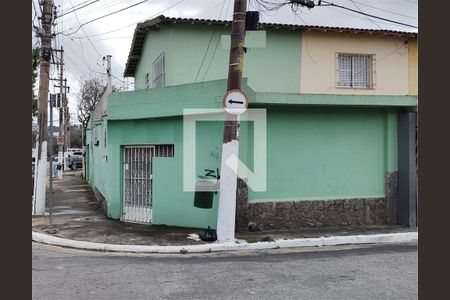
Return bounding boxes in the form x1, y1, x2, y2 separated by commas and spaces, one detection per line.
48, 96, 54, 227
216, 0, 247, 242
54, 77, 70, 170
64, 80, 71, 152
106, 55, 112, 94
33, 0, 54, 215
58, 46, 64, 179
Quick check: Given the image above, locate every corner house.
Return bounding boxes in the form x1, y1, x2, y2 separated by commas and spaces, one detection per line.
86, 15, 418, 231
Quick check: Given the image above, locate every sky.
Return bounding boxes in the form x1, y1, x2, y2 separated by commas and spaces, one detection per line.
32, 0, 418, 125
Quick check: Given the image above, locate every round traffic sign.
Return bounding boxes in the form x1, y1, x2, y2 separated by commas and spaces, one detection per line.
222, 89, 248, 115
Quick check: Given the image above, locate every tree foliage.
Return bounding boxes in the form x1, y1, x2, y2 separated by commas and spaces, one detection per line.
76, 77, 107, 129
77, 77, 121, 130
32, 47, 40, 117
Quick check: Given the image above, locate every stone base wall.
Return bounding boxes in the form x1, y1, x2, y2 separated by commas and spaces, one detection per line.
235, 172, 398, 232
93, 187, 108, 216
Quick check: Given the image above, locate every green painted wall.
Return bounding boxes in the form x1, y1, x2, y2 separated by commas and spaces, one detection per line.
134, 27, 173, 90
245, 106, 396, 202
135, 24, 302, 93
85, 116, 109, 200
87, 105, 398, 228
83, 79, 405, 229
106, 117, 224, 228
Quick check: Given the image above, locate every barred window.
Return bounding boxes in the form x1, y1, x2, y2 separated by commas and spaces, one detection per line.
337, 53, 375, 89
154, 144, 174, 157
145, 73, 150, 89
152, 53, 165, 88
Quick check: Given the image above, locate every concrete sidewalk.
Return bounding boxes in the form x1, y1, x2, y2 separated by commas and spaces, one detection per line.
32, 173, 417, 252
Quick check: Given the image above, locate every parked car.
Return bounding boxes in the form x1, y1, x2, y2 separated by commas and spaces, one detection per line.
67, 151, 83, 170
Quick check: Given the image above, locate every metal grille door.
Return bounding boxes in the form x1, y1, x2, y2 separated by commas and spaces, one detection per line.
122, 146, 154, 223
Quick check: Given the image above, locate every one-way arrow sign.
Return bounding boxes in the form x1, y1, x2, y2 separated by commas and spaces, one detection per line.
223, 89, 248, 115
228, 99, 244, 105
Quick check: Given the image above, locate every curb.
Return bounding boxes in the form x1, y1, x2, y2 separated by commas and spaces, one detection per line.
32, 231, 418, 254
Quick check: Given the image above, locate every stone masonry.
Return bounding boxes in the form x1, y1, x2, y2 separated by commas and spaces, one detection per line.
235, 172, 398, 232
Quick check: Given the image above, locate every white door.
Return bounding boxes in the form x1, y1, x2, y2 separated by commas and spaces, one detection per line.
122, 146, 154, 223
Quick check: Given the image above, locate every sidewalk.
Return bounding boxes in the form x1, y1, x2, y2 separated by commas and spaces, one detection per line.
32, 174, 417, 252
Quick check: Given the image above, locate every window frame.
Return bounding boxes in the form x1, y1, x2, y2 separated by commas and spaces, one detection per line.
336, 52, 376, 90
152, 52, 165, 88
145, 73, 151, 89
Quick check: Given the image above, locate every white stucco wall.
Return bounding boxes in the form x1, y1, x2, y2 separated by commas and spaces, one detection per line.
300, 31, 410, 95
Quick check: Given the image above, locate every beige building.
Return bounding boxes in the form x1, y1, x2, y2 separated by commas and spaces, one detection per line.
300, 30, 417, 96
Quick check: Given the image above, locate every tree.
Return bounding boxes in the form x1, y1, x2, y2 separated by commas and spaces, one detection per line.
76, 77, 121, 130
70, 126, 82, 149
32, 47, 40, 117
76, 77, 107, 130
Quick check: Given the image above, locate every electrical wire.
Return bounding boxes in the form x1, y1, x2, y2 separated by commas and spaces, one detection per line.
67, 0, 102, 58
58, 0, 93, 14
191, 0, 228, 18
348, 0, 382, 29
318, 1, 417, 29
348, 0, 417, 20
57, 0, 100, 19
194, 0, 229, 82
200, 0, 233, 82
70, 0, 187, 39
61, 0, 131, 24
65, 0, 148, 35
321, 3, 412, 29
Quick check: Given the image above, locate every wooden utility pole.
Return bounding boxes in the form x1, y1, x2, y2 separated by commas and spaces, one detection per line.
216, 0, 247, 242
33, 0, 54, 215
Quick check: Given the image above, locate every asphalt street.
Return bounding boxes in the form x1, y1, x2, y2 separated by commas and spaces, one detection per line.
32, 242, 417, 300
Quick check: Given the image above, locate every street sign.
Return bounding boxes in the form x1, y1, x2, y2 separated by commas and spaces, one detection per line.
222, 89, 248, 115
57, 136, 64, 146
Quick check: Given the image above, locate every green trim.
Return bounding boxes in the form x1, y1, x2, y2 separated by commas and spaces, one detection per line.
253, 92, 417, 107
108, 79, 417, 121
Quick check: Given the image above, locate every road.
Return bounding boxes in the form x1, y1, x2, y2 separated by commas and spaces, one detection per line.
32, 242, 417, 300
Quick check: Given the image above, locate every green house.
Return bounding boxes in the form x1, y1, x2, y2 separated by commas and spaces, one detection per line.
86, 15, 418, 231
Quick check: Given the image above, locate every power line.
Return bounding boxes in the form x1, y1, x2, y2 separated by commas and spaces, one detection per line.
58, 0, 93, 14
57, 0, 100, 19
348, 0, 417, 20
191, 0, 228, 18
66, 0, 148, 35
318, 1, 417, 29
194, 0, 229, 82
70, 0, 187, 39
201, 0, 233, 81
92, 36, 133, 41
61, 0, 130, 24
67, 0, 102, 58
321, 3, 412, 29
348, 0, 382, 30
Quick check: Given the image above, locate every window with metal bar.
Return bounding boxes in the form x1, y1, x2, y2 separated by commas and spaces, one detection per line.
145, 73, 150, 89
154, 144, 174, 157
337, 53, 375, 89
152, 53, 165, 88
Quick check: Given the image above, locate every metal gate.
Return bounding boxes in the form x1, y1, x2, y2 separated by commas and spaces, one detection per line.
122, 146, 154, 223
